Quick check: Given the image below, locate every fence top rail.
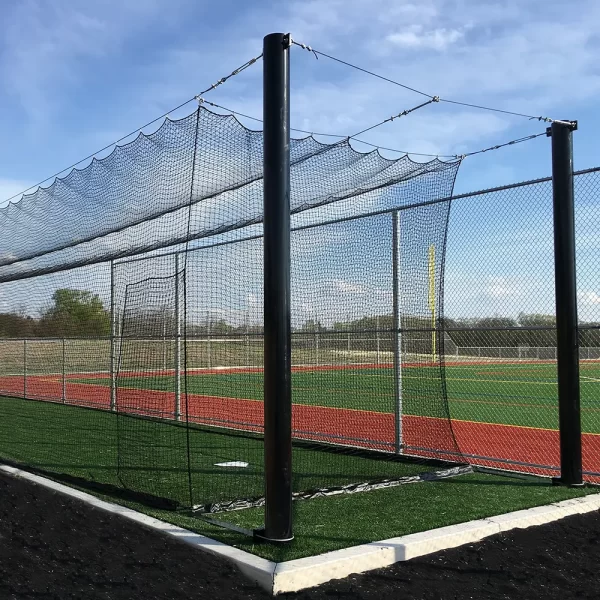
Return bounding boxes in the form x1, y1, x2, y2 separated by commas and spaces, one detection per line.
113, 166, 600, 268
457, 346, 559, 349
0, 337, 109, 342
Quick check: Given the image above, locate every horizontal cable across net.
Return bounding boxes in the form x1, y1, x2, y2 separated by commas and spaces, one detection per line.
0, 104, 467, 511
0, 107, 459, 283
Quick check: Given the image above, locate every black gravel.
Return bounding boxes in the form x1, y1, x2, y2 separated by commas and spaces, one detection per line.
1, 471, 599, 599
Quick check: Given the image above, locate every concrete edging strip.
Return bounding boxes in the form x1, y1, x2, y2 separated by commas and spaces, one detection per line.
2, 464, 599, 595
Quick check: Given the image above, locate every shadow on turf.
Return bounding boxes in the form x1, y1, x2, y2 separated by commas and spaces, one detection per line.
0, 458, 179, 510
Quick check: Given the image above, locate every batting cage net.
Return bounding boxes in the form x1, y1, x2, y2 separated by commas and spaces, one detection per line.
0, 104, 477, 513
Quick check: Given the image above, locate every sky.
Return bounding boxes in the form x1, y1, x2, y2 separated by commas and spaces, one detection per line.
0, 0, 599, 327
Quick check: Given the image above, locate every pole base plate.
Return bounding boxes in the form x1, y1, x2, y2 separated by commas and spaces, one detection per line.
253, 528, 294, 544
552, 476, 585, 488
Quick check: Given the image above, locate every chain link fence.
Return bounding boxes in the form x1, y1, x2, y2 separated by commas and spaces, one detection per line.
1, 164, 598, 508
444, 167, 600, 479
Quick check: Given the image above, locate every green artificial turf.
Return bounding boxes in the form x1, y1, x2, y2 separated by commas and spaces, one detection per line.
0, 385, 598, 562
58, 471, 598, 562
0, 395, 439, 509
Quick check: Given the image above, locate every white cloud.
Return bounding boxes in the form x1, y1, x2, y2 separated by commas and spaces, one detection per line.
579, 292, 600, 305
330, 279, 368, 295
485, 277, 520, 298
0, 179, 33, 208
386, 26, 465, 51
0, 0, 178, 121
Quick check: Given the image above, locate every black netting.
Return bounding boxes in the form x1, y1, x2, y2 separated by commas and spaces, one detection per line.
443, 168, 600, 482
0, 107, 459, 283
0, 104, 468, 516
115, 272, 192, 506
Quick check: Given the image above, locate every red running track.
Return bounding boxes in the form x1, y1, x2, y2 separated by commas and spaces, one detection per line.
1, 373, 599, 482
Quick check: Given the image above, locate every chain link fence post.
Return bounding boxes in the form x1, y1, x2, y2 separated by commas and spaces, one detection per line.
62, 338, 66, 403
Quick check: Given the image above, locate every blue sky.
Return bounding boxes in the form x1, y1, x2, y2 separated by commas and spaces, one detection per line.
0, 0, 599, 326
1, 0, 599, 202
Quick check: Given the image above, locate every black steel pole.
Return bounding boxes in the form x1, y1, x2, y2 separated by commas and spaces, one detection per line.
549, 120, 583, 486
260, 32, 293, 542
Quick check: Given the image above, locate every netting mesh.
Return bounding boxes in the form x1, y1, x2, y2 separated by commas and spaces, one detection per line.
444, 168, 600, 482
0, 107, 457, 283
0, 104, 464, 512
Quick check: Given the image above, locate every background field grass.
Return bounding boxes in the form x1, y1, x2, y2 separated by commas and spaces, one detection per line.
1, 358, 599, 560
73, 362, 600, 434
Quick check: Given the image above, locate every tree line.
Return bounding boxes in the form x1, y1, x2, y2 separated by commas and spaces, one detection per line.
0, 289, 110, 338
2, 289, 599, 348
298, 313, 600, 349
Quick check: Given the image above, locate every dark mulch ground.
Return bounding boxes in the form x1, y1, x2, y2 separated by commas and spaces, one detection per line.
1, 472, 599, 600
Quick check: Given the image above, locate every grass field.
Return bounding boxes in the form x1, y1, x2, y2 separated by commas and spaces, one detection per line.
1, 358, 599, 511
0, 393, 454, 509
75, 361, 600, 431
1, 356, 600, 558
44, 469, 594, 562
69, 359, 600, 473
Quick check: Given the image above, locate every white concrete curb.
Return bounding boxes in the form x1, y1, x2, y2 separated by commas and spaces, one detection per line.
2, 464, 599, 595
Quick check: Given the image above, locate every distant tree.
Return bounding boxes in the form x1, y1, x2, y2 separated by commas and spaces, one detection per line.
517, 313, 556, 327
0, 313, 37, 338
40, 289, 110, 337
515, 313, 557, 347
210, 319, 233, 336
299, 319, 326, 333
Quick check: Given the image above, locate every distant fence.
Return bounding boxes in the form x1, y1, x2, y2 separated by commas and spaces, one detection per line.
454, 346, 600, 361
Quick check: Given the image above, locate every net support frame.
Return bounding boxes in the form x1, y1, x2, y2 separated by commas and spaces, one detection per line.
259, 32, 293, 544
62, 337, 66, 403
175, 252, 182, 422
162, 314, 168, 373
392, 210, 403, 453
23, 339, 27, 398
110, 260, 117, 412
549, 120, 583, 486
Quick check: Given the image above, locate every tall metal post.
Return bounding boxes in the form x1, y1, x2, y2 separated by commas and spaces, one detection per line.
376, 314, 381, 366
347, 330, 351, 364
62, 338, 66, 403
23, 339, 27, 398
245, 316, 251, 368
549, 120, 583, 486
175, 253, 182, 421
206, 310, 212, 369
392, 211, 403, 453
260, 32, 293, 543
162, 311, 167, 373
110, 260, 117, 411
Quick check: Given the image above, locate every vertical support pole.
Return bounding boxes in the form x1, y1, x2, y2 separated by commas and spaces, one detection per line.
549, 120, 582, 486
347, 330, 351, 364
260, 32, 293, 543
110, 260, 117, 411
62, 338, 66, 403
23, 339, 27, 398
206, 310, 212, 369
428, 245, 437, 363
162, 311, 167, 374
245, 316, 251, 368
376, 315, 381, 366
175, 253, 182, 421
392, 211, 403, 453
